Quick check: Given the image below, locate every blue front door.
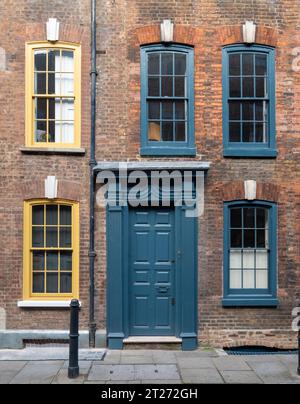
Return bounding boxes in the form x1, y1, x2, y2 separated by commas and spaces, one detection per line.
129, 208, 176, 336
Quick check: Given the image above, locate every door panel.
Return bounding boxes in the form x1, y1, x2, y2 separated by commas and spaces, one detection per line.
129, 208, 175, 336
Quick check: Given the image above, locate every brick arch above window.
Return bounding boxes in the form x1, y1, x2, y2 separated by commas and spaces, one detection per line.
130, 25, 204, 48
129, 24, 278, 49
222, 181, 280, 203
24, 23, 88, 44
218, 25, 278, 48
21, 180, 82, 202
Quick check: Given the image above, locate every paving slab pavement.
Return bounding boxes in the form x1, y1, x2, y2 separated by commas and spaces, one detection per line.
9, 361, 64, 384
213, 357, 252, 371
220, 370, 263, 384
180, 368, 225, 384
0, 348, 299, 384
246, 360, 300, 384
0, 361, 27, 384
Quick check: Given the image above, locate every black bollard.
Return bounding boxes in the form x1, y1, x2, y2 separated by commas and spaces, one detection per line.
68, 299, 80, 379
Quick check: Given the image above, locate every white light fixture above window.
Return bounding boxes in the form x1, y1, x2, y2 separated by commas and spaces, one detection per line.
161, 19, 174, 43
46, 18, 60, 42
243, 21, 256, 44
45, 176, 58, 199
244, 180, 257, 201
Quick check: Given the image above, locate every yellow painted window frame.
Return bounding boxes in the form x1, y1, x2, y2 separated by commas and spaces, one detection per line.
25, 42, 81, 148
23, 200, 80, 300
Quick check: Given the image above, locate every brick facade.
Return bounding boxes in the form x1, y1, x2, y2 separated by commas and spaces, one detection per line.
0, 0, 91, 330
0, 0, 299, 349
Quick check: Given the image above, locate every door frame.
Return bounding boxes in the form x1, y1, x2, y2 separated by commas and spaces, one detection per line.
106, 202, 198, 351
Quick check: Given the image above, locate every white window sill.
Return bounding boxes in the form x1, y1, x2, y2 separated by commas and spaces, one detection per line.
18, 300, 82, 308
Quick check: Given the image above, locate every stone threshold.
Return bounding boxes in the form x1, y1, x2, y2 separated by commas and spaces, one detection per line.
123, 337, 182, 344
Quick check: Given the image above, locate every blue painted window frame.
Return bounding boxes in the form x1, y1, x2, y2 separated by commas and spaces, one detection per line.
223, 45, 277, 158
140, 44, 196, 156
223, 201, 278, 307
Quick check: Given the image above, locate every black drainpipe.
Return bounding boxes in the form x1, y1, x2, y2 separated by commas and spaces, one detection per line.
89, 0, 97, 348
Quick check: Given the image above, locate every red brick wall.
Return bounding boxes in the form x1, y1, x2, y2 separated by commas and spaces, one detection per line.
0, 0, 91, 330
94, 0, 300, 348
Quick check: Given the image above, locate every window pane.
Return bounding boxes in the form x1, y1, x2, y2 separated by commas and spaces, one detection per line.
229, 122, 241, 142
161, 122, 173, 141
257, 208, 268, 228
256, 123, 267, 143
61, 122, 74, 144
175, 122, 186, 142
257, 229, 267, 248
32, 227, 44, 248
148, 77, 160, 96
32, 205, 44, 225
46, 252, 58, 271
242, 102, 254, 121
61, 73, 74, 95
49, 121, 61, 143
243, 250, 255, 269
242, 122, 254, 142
174, 77, 185, 97
61, 51, 74, 72
243, 77, 254, 97
244, 208, 255, 228
256, 270, 268, 289
175, 101, 186, 120
175, 53, 186, 75
46, 205, 58, 225
161, 76, 173, 97
242, 54, 254, 75
244, 229, 255, 248
60, 227, 72, 248
48, 98, 61, 120
34, 73, 47, 94
60, 206, 72, 226
33, 273, 44, 293
256, 54, 267, 76
60, 252, 72, 271
256, 77, 266, 98
33, 252, 45, 271
255, 101, 266, 121
148, 101, 160, 120
230, 208, 242, 228
230, 270, 242, 289
162, 101, 173, 119
229, 54, 240, 76
61, 99, 74, 121
229, 78, 241, 97
256, 250, 268, 269
35, 98, 47, 120
48, 50, 60, 72
231, 229, 242, 248
148, 53, 160, 75
161, 53, 173, 75
46, 273, 58, 293
35, 121, 47, 142
60, 273, 72, 293
48, 73, 60, 94
230, 250, 242, 269
34, 51, 47, 71
148, 122, 161, 141
243, 270, 255, 288
229, 102, 240, 121
46, 227, 58, 248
